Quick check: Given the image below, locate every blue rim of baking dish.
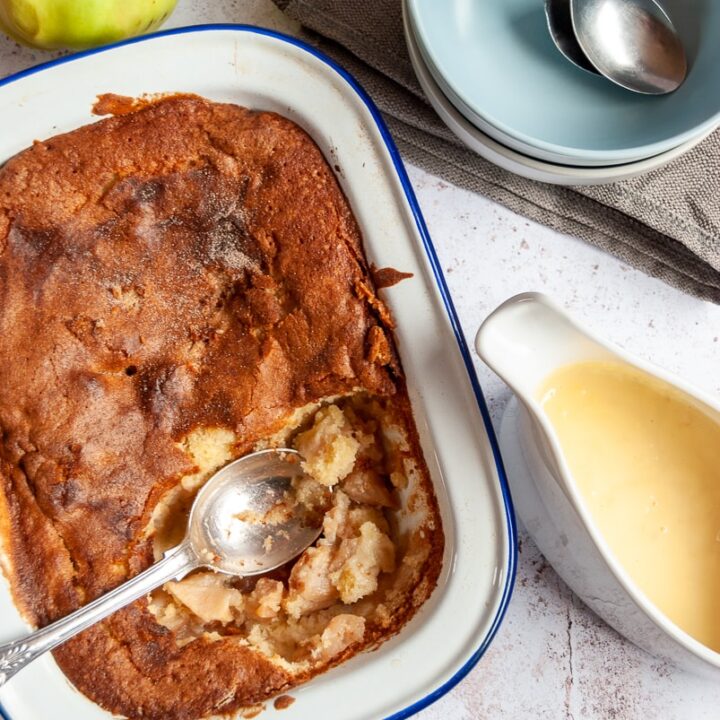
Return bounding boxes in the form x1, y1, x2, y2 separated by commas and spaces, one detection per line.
0, 23, 517, 720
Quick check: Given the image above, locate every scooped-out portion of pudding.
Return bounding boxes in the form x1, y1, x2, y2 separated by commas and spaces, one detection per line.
149, 394, 438, 673
0, 94, 443, 720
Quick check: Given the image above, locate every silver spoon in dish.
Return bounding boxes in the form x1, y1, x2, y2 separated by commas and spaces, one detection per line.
546, 0, 687, 94
0, 448, 322, 687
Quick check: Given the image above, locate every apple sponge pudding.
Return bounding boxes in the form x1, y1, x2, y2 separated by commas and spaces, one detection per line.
0, 94, 442, 719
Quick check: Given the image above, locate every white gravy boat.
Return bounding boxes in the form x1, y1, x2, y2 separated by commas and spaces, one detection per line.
475, 292, 720, 677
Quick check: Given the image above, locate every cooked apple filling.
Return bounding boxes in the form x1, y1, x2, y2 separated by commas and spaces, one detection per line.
147, 395, 434, 670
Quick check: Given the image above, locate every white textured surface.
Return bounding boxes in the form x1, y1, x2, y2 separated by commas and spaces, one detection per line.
1, 2, 719, 718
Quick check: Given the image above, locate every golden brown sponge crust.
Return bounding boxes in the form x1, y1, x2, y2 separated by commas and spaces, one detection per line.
0, 95, 440, 719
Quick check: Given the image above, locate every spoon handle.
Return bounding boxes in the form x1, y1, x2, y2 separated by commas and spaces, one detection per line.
0, 542, 197, 687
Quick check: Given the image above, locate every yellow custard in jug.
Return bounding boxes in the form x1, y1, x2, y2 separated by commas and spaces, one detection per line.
539, 360, 720, 652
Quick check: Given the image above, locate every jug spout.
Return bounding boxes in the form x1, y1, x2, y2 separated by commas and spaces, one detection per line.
475, 293, 614, 402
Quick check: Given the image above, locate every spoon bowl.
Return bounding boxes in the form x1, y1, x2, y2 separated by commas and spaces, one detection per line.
188, 448, 323, 576
571, 0, 687, 94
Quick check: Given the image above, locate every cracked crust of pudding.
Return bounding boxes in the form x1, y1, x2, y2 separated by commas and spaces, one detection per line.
0, 94, 444, 720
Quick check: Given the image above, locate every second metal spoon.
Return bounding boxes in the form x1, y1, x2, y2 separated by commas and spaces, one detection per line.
545, 0, 600, 75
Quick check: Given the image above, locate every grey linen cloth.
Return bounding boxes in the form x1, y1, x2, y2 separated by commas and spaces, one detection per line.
273, 0, 720, 303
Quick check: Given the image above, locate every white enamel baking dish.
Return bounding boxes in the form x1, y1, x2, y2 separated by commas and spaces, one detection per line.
0, 25, 516, 720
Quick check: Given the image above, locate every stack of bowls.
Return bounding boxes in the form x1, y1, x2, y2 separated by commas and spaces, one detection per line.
403, 0, 720, 185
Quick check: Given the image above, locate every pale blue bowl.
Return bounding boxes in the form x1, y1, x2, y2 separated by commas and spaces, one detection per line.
407, 0, 720, 164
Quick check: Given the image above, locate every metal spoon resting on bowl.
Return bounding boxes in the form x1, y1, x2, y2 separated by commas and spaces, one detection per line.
0, 448, 323, 686
545, 0, 688, 94
545, 0, 601, 75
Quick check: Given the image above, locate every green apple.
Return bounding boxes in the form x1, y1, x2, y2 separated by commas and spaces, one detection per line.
0, 0, 178, 50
